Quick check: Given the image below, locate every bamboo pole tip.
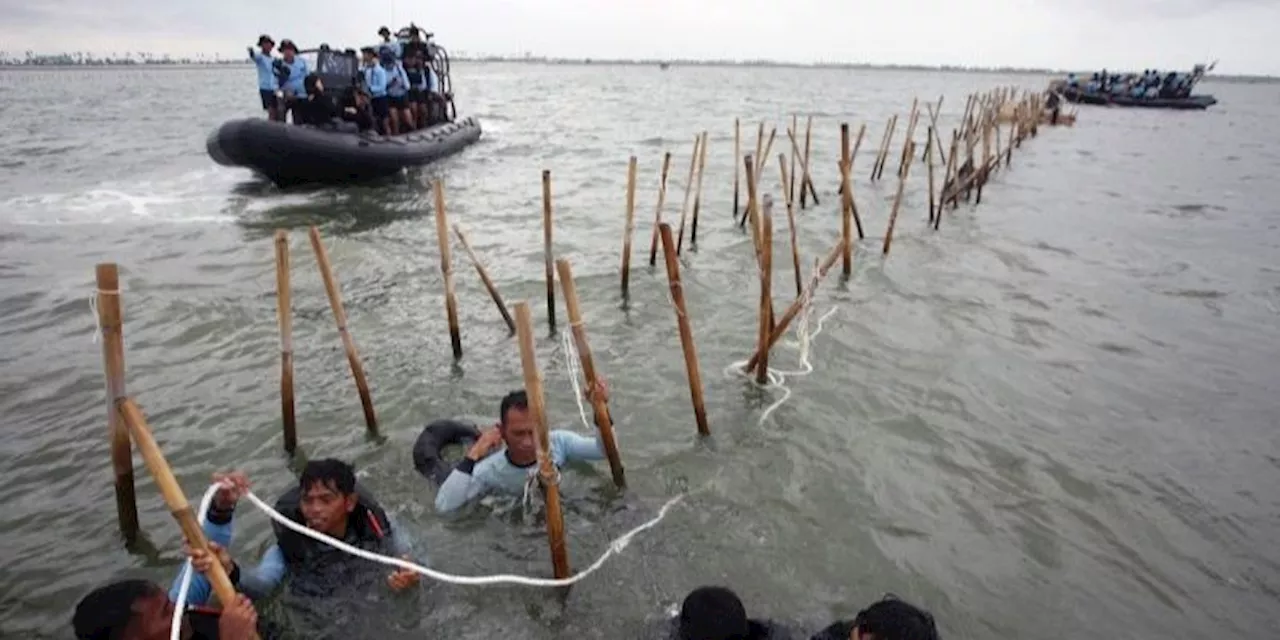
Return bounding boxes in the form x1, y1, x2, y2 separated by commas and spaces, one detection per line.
95, 263, 119, 281
273, 229, 287, 242
542, 169, 551, 180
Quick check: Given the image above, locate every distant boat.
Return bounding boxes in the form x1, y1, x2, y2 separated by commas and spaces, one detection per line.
659, 62, 670, 70
1058, 87, 1216, 110
1048, 61, 1219, 111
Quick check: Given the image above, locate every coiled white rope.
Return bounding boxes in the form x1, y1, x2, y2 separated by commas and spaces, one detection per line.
726, 259, 838, 425
171, 483, 683, 639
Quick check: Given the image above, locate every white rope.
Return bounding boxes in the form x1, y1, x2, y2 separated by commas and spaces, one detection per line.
726, 260, 839, 424
171, 485, 219, 640
171, 484, 685, 638
560, 329, 593, 432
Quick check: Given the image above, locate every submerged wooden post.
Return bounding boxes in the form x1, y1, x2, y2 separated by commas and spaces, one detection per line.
743, 239, 844, 373
733, 118, 741, 219
882, 140, 914, 256
433, 181, 463, 359
308, 226, 378, 434
513, 302, 571, 578
95, 263, 139, 543
647, 151, 673, 266
777, 153, 802, 297
689, 131, 710, 250
755, 197, 774, 384
555, 259, 626, 489
453, 225, 516, 333
620, 155, 638, 298
272, 233, 297, 453
541, 170, 557, 331
658, 223, 710, 436
676, 134, 701, 255
117, 398, 250, 631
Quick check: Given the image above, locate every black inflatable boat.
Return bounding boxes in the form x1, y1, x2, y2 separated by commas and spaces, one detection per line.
206, 116, 482, 186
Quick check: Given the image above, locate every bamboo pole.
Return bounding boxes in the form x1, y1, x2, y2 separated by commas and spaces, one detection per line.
95, 263, 139, 543
976, 115, 991, 205
743, 155, 763, 264
620, 155, 638, 298
882, 140, 914, 256
676, 134, 701, 255
541, 170, 557, 331
272, 233, 297, 453
873, 115, 898, 181
512, 303, 570, 578
733, 118, 741, 219
740, 129, 776, 230
926, 126, 937, 225
755, 198, 774, 384
453, 225, 516, 333
788, 114, 798, 204
308, 226, 378, 434
777, 153, 802, 297
897, 98, 920, 178
647, 152, 673, 267
784, 127, 820, 213
556, 259, 626, 489
800, 116, 817, 208
754, 121, 765, 177
742, 239, 843, 373
117, 398, 249, 630
657, 223, 710, 436
432, 181, 464, 359
689, 130, 709, 250
837, 123, 866, 196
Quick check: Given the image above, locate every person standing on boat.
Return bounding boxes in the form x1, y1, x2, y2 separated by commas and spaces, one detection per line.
403, 51, 428, 131
433, 383, 611, 515
381, 49, 413, 134
360, 47, 391, 134
275, 40, 310, 123
375, 26, 402, 59
247, 35, 281, 121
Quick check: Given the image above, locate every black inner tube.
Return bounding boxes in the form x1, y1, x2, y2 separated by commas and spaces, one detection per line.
412, 418, 482, 484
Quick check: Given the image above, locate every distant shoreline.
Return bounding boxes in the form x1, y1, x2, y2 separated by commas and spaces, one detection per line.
1, 57, 1273, 82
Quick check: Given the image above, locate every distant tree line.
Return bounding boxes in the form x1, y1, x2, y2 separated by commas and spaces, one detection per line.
0, 51, 243, 66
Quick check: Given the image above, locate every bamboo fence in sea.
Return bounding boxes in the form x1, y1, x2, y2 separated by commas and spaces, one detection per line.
94, 84, 1072, 581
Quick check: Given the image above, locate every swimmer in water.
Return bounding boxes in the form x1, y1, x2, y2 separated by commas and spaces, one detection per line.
72, 579, 261, 640
433, 381, 611, 514
673, 586, 794, 639
809, 595, 940, 640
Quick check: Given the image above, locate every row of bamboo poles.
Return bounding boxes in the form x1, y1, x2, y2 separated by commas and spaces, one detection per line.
97, 84, 1061, 590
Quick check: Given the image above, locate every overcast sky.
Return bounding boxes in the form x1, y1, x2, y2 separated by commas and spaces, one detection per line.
2, 0, 1278, 75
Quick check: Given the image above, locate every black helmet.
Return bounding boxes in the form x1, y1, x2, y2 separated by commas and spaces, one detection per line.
257, 34, 274, 47
378, 26, 391, 36
279, 39, 298, 52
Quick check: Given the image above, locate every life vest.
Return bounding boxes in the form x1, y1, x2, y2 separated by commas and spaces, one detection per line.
271, 484, 394, 597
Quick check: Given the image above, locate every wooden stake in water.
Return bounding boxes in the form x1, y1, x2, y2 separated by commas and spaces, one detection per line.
689, 131, 710, 250
936, 130, 959, 229
658, 223, 710, 436
733, 118, 741, 219
742, 239, 844, 373
541, 170, 557, 331
926, 126, 937, 225
117, 398, 251, 633
308, 226, 378, 434
838, 122, 867, 196
513, 302, 571, 579
897, 98, 920, 178
755, 197, 774, 384
777, 153, 802, 297
800, 116, 816, 208
648, 151, 673, 267
789, 114, 798, 204
676, 134, 701, 255
742, 155, 764, 265
432, 181, 464, 359
272, 232, 297, 453
620, 155, 638, 298
95, 263, 139, 543
453, 225, 516, 333
882, 140, 914, 256
555, 259, 626, 489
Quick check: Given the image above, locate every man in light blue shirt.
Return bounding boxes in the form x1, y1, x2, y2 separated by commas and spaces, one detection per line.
361, 46, 390, 134
435, 384, 611, 514
376, 26, 403, 59
248, 34, 280, 121
276, 39, 310, 123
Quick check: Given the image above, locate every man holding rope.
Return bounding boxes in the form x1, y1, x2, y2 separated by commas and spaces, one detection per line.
434, 381, 610, 514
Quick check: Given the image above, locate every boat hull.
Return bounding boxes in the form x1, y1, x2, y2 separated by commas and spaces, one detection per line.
206, 117, 482, 186
1060, 88, 1217, 110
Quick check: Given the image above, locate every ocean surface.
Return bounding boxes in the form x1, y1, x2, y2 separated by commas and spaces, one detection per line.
1, 63, 1278, 639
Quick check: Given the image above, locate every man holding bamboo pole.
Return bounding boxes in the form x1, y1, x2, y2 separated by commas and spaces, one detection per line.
434, 381, 613, 514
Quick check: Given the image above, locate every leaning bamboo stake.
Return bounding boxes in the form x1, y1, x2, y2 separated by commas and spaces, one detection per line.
658, 223, 710, 436
935, 130, 959, 230
800, 116, 816, 208
118, 398, 250, 631
743, 155, 764, 264
976, 117, 991, 205
882, 140, 914, 256
788, 114, 798, 204
272, 233, 297, 453
676, 134, 701, 255
897, 98, 919, 178
777, 153, 802, 297
755, 127, 776, 179
620, 155, 638, 297
926, 126, 937, 225
647, 152, 673, 266
513, 302, 571, 578
453, 225, 516, 333
743, 239, 844, 373
308, 227, 378, 434
873, 114, 898, 180
784, 126, 820, 211
754, 121, 765, 176
555, 259, 625, 489
541, 170, 557, 331
689, 131, 710, 250
740, 129, 775, 230
837, 123, 866, 196
755, 197, 774, 384
432, 181, 464, 359
733, 118, 741, 218
95, 263, 139, 542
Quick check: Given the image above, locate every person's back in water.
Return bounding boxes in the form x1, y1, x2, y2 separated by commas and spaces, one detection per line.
670, 586, 796, 639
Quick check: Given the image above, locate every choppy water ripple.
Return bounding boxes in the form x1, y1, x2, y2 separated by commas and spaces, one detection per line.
0, 64, 1278, 639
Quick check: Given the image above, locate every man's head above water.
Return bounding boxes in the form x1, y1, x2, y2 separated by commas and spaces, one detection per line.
298, 458, 358, 537
849, 595, 939, 640
498, 389, 538, 465
73, 580, 181, 640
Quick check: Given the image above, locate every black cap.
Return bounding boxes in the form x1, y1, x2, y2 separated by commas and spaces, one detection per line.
279, 39, 297, 52
378, 26, 391, 35
360, 46, 376, 54
257, 34, 274, 46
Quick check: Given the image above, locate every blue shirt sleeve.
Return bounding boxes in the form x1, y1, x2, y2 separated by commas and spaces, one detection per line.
236, 545, 286, 600
167, 517, 233, 605
434, 461, 492, 514
551, 429, 605, 465
384, 514, 423, 564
